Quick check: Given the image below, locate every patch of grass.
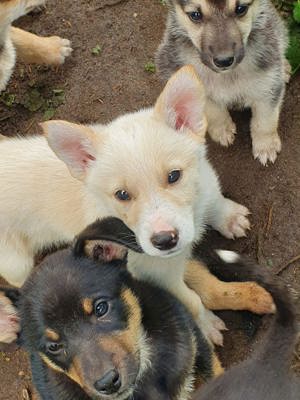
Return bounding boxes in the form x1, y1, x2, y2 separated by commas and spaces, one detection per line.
145, 61, 156, 73
274, 0, 300, 75
1, 86, 65, 120
0, 92, 15, 107
91, 44, 102, 56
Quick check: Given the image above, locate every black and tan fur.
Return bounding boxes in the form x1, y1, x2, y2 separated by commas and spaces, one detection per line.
156, 0, 289, 165
0, 0, 72, 92
0, 218, 220, 400
192, 248, 300, 400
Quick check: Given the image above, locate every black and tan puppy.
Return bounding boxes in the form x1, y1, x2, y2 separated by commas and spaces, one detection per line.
0, 218, 221, 400
192, 249, 300, 400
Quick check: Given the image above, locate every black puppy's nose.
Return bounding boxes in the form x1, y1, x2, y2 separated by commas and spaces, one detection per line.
213, 56, 235, 69
151, 230, 178, 251
94, 369, 121, 394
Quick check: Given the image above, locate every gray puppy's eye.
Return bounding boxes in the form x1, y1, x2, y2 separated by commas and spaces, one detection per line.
188, 11, 203, 22
235, 4, 249, 16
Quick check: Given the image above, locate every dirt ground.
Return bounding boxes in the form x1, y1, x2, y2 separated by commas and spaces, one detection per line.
0, 0, 299, 399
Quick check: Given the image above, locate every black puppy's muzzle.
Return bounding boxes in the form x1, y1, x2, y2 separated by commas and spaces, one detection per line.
94, 369, 121, 395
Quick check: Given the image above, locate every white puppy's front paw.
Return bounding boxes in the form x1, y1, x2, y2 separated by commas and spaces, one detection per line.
252, 133, 281, 166
199, 308, 227, 346
215, 199, 251, 239
0, 292, 20, 344
208, 118, 236, 147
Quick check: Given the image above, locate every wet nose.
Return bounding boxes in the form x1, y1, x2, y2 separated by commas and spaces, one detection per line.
151, 230, 178, 251
94, 369, 121, 394
213, 56, 235, 69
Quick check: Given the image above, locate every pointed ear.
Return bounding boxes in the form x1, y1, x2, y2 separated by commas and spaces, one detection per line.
154, 65, 207, 141
40, 120, 98, 180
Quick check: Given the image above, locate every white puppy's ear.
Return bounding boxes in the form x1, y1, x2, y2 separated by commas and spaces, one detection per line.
41, 120, 98, 180
154, 65, 207, 141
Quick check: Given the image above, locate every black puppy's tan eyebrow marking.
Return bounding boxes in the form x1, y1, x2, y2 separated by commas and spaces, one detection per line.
45, 328, 60, 341
82, 298, 93, 315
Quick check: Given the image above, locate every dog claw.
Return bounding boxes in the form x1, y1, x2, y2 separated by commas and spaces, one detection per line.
252, 134, 281, 166
209, 120, 236, 147
198, 308, 227, 346
217, 202, 251, 239
246, 283, 276, 314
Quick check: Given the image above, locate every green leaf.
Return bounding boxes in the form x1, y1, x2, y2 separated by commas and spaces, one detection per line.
0, 92, 15, 107
144, 61, 156, 73
91, 44, 102, 56
22, 89, 45, 112
293, 1, 300, 22
286, 31, 300, 74
43, 108, 56, 120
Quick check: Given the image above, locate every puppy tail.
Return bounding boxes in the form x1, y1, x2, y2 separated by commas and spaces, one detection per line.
197, 248, 297, 365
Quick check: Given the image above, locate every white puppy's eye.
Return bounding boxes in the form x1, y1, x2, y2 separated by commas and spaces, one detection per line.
115, 190, 131, 201
168, 170, 181, 184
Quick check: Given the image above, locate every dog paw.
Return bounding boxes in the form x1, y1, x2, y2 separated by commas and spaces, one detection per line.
246, 283, 276, 314
44, 37, 73, 65
0, 292, 20, 344
208, 119, 236, 147
216, 199, 251, 239
252, 134, 281, 166
199, 308, 227, 346
25, 0, 46, 13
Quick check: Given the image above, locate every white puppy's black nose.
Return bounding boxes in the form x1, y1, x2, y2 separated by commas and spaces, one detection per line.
151, 230, 178, 251
94, 369, 121, 394
213, 56, 234, 69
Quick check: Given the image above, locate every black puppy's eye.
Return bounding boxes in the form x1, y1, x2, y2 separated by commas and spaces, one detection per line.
115, 190, 131, 201
46, 342, 63, 355
235, 4, 249, 16
188, 11, 203, 22
94, 299, 109, 318
168, 170, 181, 184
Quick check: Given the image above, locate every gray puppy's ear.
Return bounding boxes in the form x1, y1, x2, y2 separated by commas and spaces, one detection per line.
73, 217, 143, 261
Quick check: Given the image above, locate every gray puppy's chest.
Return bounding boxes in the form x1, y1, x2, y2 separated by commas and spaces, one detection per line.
194, 57, 274, 109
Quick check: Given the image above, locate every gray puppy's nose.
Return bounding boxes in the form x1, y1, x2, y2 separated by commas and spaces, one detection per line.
151, 230, 178, 251
213, 56, 235, 69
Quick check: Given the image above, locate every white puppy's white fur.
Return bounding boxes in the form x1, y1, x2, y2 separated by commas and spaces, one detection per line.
0, 66, 250, 343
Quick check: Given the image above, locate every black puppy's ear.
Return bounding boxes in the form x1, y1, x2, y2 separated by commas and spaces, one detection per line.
74, 217, 143, 260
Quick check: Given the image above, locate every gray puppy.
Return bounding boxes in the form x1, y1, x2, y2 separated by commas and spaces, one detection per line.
156, 0, 290, 165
